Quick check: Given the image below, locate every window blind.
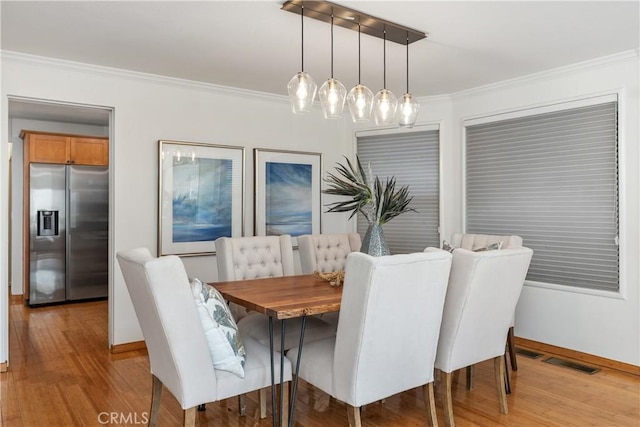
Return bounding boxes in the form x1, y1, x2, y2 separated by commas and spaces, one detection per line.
357, 130, 440, 254
465, 101, 619, 291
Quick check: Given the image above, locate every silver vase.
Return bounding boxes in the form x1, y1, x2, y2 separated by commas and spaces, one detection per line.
361, 223, 390, 256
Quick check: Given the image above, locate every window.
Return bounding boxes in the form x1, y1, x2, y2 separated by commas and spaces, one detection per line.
465, 99, 619, 291
357, 128, 440, 253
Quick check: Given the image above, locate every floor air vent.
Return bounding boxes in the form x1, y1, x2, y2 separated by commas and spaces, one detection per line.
515, 348, 543, 359
542, 357, 600, 374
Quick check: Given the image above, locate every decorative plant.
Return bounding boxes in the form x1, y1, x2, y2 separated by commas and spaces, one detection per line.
323, 155, 415, 225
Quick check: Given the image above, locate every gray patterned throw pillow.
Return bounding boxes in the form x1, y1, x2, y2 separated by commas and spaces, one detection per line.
191, 278, 246, 378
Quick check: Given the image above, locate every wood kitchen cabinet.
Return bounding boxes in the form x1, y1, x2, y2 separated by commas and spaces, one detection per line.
21, 130, 109, 166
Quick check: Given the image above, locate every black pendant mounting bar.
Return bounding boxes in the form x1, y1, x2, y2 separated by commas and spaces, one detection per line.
281, 0, 427, 45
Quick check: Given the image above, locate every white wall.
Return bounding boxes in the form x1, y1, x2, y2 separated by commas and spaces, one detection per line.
449, 51, 640, 365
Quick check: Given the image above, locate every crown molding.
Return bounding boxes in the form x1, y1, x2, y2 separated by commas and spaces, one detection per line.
0, 50, 290, 104
3, 49, 637, 106
416, 93, 453, 104
450, 49, 639, 100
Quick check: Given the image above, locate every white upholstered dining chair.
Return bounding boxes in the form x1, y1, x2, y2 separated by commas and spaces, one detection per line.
432, 246, 533, 426
117, 248, 292, 426
216, 235, 296, 321
215, 235, 336, 350
215, 235, 336, 419
297, 233, 362, 326
287, 251, 453, 427
448, 232, 524, 372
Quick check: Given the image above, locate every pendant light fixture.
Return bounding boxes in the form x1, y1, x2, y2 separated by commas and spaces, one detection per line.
398, 33, 419, 127
318, 13, 347, 119
373, 29, 398, 126
287, 4, 317, 114
282, 1, 426, 123
346, 21, 374, 122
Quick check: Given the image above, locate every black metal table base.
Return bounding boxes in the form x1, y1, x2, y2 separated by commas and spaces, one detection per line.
269, 316, 307, 427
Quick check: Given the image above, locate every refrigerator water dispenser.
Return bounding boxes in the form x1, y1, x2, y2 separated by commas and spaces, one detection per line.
37, 210, 59, 236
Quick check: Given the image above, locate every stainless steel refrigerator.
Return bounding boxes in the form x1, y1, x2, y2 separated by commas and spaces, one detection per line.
29, 163, 109, 305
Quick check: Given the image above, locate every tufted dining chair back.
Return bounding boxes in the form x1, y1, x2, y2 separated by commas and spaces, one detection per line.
216, 235, 295, 321
216, 235, 295, 280
297, 233, 362, 326
297, 233, 362, 274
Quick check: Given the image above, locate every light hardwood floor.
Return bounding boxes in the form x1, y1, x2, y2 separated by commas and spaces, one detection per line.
1, 298, 639, 426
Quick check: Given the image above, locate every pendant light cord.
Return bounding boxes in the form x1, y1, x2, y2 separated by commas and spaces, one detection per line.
406, 33, 409, 93
358, 22, 362, 84
383, 29, 387, 89
300, 5, 304, 72
330, 14, 335, 78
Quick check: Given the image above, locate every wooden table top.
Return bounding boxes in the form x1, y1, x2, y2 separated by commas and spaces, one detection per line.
211, 274, 343, 319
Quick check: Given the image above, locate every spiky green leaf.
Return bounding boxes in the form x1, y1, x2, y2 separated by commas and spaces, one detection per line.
323, 155, 416, 225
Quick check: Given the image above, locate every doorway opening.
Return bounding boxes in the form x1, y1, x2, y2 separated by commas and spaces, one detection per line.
7, 97, 113, 363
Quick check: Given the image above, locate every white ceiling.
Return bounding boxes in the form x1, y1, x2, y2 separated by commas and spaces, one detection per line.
8, 99, 111, 125
1, 1, 639, 101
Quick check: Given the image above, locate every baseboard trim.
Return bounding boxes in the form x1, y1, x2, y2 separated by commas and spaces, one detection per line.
1, 361, 7, 372
514, 337, 639, 377
110, 340, 147, 354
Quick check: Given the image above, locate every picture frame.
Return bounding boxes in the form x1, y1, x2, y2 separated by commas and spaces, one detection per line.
158, 140, 244, 256
254, 149, 322, 244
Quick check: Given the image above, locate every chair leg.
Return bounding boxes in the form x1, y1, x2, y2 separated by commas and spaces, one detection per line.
503, 353, 511, 394
493, 356, 509, 414
183, 407, 196, 427
346, 405, 362, 427
149, 375, 163, 427
423, 382, 438, 427
507, 326, 518, 371
435, 368, 442, 387
259, 388, 268, 419
440, 370, 455, 427
238, 394, 247, 416
466, 365, 474, 390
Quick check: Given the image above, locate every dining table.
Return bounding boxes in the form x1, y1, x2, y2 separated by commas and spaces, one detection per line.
212, 274, 343, 427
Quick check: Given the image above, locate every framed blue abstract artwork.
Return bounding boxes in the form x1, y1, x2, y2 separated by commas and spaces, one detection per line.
254, 149, 322, 244
159, 140, 244, 256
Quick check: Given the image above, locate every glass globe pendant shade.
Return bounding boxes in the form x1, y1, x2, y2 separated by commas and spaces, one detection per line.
288, 71, 317, 114
398, 93, 419, 127
318, 78, 347, 119
347, 84, 374, 123
373, 88, 398, 126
